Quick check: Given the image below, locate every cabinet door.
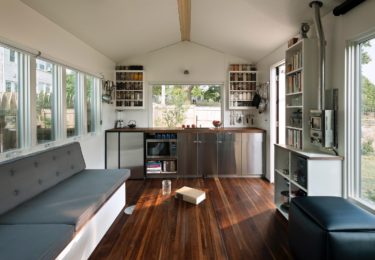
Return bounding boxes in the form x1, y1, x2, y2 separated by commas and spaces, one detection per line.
177, 133, 199, 177
218, 132, 242, 176
119, 132, 144, 179
198, 133, 217, 177
105, 132, 119, 169
242, 133, 264, 176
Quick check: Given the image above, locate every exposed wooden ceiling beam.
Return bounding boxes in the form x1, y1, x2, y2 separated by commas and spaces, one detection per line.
177, 0, 191, 41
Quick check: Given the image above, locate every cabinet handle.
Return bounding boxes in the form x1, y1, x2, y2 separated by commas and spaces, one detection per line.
193, 140, 202, 144
217, 141, 223, 144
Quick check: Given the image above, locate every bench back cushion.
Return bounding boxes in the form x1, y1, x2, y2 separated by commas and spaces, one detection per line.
0, 142, 86, 215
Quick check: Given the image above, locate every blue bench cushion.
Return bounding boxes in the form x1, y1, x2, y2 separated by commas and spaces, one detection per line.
292, 196, 375, 231
0, 169, 130, 231
0, 142, 86, 215
0, 224, 74, 260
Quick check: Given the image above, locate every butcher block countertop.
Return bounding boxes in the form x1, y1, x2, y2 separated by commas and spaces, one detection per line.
106, 127, 266, 134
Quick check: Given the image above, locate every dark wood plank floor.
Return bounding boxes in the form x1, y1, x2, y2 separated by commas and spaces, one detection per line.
90, 178, 292, 260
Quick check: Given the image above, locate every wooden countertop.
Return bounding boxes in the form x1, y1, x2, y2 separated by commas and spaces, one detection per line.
106, 127, 266, 134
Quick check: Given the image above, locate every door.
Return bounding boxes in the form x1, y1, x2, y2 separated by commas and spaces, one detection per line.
217, 132, 242, 176
242, 133, 264, 176
119, 132, 144, 179
198, 133, 217, 177
177, 133, 199, 177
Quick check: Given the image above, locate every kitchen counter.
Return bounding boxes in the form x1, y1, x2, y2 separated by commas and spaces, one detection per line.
106, 127, 266, 133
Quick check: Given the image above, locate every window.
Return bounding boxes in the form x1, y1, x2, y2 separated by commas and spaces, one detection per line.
36, 59, 55, 144
9, 50, 15, 62
0, 46, 21, 152
85, 75, 96, 133
152, 84, 222, 127
347, 35, 375, 209
66, 68, 78, 137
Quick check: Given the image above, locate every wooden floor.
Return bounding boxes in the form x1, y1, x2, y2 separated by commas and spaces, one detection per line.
90, 178, 292, 260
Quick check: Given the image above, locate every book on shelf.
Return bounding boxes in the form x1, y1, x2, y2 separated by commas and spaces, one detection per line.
287, 72, 302, 93
287, 51, 302, 72
287, 129, 302, 149
146, 161, 162, 172
175, 186, 206, 205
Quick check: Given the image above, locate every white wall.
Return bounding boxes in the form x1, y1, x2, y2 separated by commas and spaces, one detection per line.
256, 1, 375, 182
116, 41, 257, 127
0, 0, 116, 168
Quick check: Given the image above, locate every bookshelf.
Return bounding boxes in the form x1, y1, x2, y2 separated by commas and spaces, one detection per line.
285, 39, 318, 149
274, 144, 342, 220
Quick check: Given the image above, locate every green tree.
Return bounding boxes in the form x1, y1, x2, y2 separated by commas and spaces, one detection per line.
162, 86, 188, 127
362, 76, 375, 113
66, 74, 75, 108
362, 41, 372, 65
203, 86, 220, 102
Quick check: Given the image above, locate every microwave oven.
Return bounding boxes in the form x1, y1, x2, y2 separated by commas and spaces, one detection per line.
146, 139, 177, 158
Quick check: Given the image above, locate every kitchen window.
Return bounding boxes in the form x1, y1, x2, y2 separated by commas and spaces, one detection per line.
151, 84, 223, 128
347, 34, 375, 209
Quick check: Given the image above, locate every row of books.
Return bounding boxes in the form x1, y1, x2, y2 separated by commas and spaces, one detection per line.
286, 72, 302, 94
286, 51, 302, 72
146, 161, 162, 173
287, 129, 303, 149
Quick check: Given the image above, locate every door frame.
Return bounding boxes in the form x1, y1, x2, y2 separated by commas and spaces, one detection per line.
269, 60, 285, 183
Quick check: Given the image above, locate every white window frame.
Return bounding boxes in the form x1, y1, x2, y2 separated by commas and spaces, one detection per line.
148, 83, 225, 128
346, 32, 375, 212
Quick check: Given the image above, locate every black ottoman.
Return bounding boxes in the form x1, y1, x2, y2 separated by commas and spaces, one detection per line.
289, 196, 375, 260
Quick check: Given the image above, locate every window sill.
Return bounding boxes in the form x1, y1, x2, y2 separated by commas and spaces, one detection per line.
348, 197, 375, 215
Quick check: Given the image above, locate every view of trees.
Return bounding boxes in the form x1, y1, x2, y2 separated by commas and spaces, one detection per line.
152, 85, 221, 127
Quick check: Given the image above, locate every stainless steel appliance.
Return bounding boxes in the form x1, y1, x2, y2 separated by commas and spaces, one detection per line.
146, 139, 177, 159
310, 109, 334, 147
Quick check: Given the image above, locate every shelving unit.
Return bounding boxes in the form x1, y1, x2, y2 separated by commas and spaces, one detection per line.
285, 39, 318, 149
274, 144, 343, 220
228, 64, 257, 110
144, 133, 178, 178
115, 70, 145, 109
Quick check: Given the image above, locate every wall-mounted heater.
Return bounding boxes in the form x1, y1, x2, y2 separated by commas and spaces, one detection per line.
309, 1, 336, 148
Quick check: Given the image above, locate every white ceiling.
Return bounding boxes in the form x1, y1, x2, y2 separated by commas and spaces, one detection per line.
20, 0, 344, 63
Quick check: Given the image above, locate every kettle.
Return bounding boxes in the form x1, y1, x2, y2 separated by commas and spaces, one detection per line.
115, 120, 124, 128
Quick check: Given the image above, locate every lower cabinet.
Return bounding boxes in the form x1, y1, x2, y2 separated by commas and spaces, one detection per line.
274, 144, 343, 220
177, 133, 199, 177
242, 133, 264, 176
217, 132, 242, 176
177, 132, 264, 177
105, 131, 144, 179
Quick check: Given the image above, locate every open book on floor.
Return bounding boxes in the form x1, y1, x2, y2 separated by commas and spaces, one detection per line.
175, 186, 206, 205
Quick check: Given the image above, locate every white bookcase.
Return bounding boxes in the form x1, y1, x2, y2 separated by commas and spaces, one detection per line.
285, 39, 318, 149
274, 144, 343, 220
115, 70, 145, 109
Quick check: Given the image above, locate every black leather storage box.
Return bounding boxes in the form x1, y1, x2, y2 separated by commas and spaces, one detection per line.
289, 196, 375, 260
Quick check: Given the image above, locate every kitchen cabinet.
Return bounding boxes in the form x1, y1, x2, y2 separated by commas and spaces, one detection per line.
242, 133, 264, 176
177, 133, 199, 177
198, 133, 218, 177
105, 131, 144, 179
217, 132, 242, 176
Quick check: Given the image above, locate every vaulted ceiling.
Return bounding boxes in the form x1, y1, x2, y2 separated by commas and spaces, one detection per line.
20, 0, 344, 63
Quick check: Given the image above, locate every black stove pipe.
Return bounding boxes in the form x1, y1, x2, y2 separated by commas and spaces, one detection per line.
333, 0, 366, 16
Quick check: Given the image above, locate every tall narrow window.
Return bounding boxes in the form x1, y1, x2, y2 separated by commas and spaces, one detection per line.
359, 38, 375, 206
66, 68, 78, 137
36, 59, 55, 143
0, 46, 21, 152
85, 75, 95, 133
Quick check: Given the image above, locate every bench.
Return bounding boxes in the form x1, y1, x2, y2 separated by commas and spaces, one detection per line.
0, 142, 130, 259
289, 196, 375, 260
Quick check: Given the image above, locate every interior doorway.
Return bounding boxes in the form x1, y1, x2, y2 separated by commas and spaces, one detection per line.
269, 61, 285, 183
